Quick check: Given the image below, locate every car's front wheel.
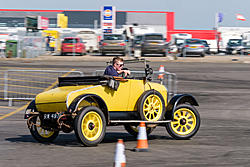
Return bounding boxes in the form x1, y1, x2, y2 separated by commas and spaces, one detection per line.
166, 104, 200, 139
74, 106, 106, 146
30, 116, 59, 143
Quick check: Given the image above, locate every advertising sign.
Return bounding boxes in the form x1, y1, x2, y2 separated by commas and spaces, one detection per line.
38, 16, 49, 30
101, 6, 116, 34
57, 14, 68, 28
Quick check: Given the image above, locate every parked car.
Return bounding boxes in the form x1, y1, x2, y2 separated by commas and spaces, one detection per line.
61, 37, 86, 56
237, 40, 250, 55
99, 34, 127, 56
168, 33, 192, 54
24, 60, 200, 146
201, 40, 210, 54
141, 33, 167, 56
226, 39, 242, 54
180, 39, 206, 57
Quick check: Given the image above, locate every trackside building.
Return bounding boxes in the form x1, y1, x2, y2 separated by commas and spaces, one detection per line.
0, 9, 217, 42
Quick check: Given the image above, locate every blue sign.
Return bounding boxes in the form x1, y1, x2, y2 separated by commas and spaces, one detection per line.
103, 29, 112, 33
103, 6, 113, 20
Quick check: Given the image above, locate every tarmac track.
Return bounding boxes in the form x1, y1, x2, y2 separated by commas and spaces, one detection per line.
0, 56, 250, 167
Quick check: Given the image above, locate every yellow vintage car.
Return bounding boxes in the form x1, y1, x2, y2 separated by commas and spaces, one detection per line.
24, 62, 200, 146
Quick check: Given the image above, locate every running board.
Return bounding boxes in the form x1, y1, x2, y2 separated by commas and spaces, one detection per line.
110, 120, 171, 124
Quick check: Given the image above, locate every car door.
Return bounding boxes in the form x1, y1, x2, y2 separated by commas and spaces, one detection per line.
104, 79, 131, 111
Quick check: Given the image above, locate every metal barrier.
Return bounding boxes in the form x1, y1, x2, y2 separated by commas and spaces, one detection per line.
94, 70, 177, 99
4, 69, 84, 106
19, 36, 46, 58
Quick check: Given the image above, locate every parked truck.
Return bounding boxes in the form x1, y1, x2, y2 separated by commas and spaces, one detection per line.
168, 33, 192, 53
76, 30, 99, 53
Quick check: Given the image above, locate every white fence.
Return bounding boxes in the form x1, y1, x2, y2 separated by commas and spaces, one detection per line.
4, 69, 84, 106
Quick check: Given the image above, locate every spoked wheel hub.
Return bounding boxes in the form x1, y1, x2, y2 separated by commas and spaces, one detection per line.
180, 118, 187, 125
88, 122, 95, 130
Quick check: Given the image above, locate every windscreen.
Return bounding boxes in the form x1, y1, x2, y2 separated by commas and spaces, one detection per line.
243, 41, 250, 47
104, 35, 123, 40
145, 35, 163, 40
186, 39, 203, 44
228, 39, 242, 46
63, 38, 78, 43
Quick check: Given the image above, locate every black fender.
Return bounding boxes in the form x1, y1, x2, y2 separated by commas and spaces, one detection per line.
165, 94, 199, 120
68, 94, 109, 124
24, 100, 37, 119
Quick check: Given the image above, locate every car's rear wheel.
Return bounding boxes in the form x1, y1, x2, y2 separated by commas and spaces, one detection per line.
201, 53, 205, 57
30, 116, 59, 143
124, 124, 155, 137
138, 90, 165, 121
166, 104, 200, 139
74, 106, 106, 146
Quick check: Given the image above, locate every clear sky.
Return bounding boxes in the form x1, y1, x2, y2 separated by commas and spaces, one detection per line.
1, 0, 250, 29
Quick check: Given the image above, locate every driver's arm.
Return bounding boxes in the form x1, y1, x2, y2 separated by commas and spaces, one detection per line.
117, 69, 131, 77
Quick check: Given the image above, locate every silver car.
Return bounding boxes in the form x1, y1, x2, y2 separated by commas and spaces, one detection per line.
180, 39, 206, 57
100, 34, 127, 56
140, 33, 167, 56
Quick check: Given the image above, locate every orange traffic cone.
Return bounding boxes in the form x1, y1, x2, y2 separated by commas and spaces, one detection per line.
158, 65, 165, 80
114, 139, 126, 167
134, 122, 149, 152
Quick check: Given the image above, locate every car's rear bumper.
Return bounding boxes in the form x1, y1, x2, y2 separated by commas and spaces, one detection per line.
141, 46, 166, 54
100, 46, 126, 53
61, 48, 83, 53
184, 48, 205, 54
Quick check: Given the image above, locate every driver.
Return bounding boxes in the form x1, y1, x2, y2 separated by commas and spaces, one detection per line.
104, 57, 131, 77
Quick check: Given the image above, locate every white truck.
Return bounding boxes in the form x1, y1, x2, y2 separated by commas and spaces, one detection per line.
123, 25, 155, 41
76, 30, 99, 53
168, 33, 192, 53
0, 34, 9, 53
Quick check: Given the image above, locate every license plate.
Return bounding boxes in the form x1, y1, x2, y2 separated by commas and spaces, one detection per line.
67, 45, 74, 47
190, 46, 197, 48
150, 42, 158, 44
111, 43, 118, 45
43, 113, 60, 120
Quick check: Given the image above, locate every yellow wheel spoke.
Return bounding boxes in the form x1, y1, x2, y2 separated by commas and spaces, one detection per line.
186, 113, 192, 118
150, 113, 153, 120
174, 125, 180, 131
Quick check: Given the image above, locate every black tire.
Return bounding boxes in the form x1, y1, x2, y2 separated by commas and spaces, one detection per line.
166, 104, 200, 140
30, 116, 59, 143
74, 106, 106, 147
138, 90, 165, 121
124, 124, 155, 137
